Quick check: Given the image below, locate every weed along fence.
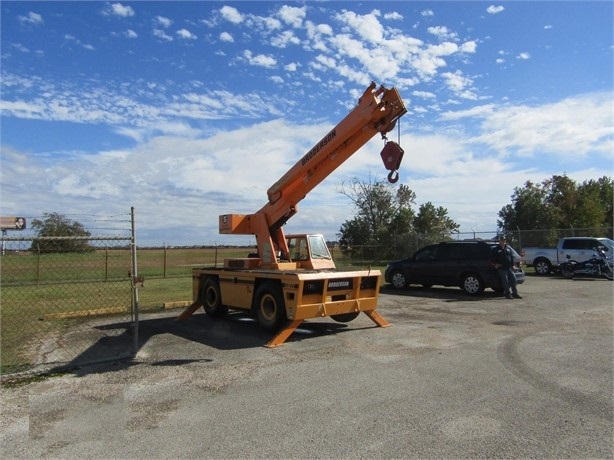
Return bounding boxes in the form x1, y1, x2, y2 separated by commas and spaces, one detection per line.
0, 211, 138, 377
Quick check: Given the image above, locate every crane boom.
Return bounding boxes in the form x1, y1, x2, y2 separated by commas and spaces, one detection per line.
219, 82, 407, 269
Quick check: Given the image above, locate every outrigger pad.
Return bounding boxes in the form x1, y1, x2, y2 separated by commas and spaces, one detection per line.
264, 310, 391, 348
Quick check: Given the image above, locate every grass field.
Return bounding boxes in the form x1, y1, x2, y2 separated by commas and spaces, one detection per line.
0, 246, 381, 374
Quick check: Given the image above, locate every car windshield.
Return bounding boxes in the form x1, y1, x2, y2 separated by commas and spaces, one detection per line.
597, 238, 613, 251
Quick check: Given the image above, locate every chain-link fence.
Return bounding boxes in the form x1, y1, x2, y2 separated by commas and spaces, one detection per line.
330, 227, 613, 266
1, 211, 137, 377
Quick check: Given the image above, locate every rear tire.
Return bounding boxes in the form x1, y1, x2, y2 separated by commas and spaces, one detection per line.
560, 263, 575, 279
253, 282, 287, 332
461, 273, 484, 295
534, 258, 552, 276
201, 278, 228, 317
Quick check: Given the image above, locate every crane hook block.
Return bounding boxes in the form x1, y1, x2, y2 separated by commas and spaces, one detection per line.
380, 141, 404, 183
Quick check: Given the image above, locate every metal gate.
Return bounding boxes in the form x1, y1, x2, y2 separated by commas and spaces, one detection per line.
0, 210, 139, 377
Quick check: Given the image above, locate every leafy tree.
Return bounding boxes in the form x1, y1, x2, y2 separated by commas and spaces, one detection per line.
337, 177, 457, 258
497, 175, 613, 245
414, 202, 459, 237
31, 212, 94, 253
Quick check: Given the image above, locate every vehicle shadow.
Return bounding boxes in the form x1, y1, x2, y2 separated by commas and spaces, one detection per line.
54, 310, 368, 378
380, 284, 502, 301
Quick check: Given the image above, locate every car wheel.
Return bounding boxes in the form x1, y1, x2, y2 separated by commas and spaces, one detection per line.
389, 270, 408, 289
461, 273, 484, 295
534, 258, 552, 276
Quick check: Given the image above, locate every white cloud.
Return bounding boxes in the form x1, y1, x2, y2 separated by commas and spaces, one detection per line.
486, 5, 505, 14
107, 3, 135, 18
176, 29, 197, 40
444, 93, 614, 158
335, 9, 384, 44
17, 12, 43, 25
153, 29, 173, 42
155, 16, 172, 28
516, 52, 531, 60
220, 5, 244, 24
277, 5, 306, 28
428, 26, 458, 41
384, 12, 403, 21
125, 29, 138, 39
219, 31, 234, 43
270, 30, 300, 48
242, 50, 277, 68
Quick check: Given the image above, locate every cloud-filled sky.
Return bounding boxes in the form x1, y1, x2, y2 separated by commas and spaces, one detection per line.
1, 1, 612, 246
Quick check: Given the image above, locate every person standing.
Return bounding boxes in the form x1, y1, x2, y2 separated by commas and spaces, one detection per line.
491, 235, 522, 299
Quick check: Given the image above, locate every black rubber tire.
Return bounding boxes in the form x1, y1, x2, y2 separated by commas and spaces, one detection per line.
461, 273, 484, 295
253, 282, 287, 332
201, 278, 228, 318
534, 258, 552, 276
560, 264, 575, 279
331, 312, 360, 323
389, 270, 408, 289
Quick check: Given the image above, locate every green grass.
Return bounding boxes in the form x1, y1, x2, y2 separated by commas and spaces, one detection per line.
0, 246, 382, 374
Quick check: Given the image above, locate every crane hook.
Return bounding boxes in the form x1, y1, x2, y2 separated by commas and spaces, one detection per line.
380, 141, 405, 184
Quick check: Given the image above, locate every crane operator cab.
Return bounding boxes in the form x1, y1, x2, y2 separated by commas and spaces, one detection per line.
286, 234, 336, 270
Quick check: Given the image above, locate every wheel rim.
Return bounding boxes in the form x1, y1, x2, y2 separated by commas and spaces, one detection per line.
391, 272, 406, 288
259, 294, 277, 322
204, 286, 218, 308
463, 276, 480, 294
535, 261, 549, 275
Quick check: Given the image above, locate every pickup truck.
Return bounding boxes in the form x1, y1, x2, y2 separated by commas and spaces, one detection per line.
522, 237, 614, 275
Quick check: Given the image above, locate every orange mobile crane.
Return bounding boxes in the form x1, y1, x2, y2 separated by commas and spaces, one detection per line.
179, 82, 407, 347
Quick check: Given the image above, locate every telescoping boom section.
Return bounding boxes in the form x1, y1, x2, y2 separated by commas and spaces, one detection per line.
219, 81, 407, 270
182, 82, 408, 347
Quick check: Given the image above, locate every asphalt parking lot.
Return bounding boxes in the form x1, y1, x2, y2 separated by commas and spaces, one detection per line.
1, 274, 612, 459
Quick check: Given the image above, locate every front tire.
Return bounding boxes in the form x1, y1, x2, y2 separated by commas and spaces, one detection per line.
389, 270, 408, 289
201, 278, 228, 318
253, 282, 287, 332
331, 312, 360, 323
461, 273, 484, 295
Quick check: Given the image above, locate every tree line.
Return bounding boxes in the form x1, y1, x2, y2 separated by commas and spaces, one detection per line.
26, 175, 612, 255
336, 174, 612, 259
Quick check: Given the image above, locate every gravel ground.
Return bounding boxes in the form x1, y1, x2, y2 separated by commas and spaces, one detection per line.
1, 274, 612, 459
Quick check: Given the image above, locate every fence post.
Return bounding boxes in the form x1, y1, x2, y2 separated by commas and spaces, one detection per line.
131, 207, 139, 356
36, 243, 41, 286
105, 247, 109, 282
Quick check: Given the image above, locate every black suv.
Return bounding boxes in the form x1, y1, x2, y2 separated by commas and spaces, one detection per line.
384, 241, 525, 295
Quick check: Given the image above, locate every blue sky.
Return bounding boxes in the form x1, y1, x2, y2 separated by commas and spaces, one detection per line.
1, 1, 612, 246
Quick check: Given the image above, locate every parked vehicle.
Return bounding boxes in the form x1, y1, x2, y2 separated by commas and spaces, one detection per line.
384, 240, 525, 295
523, 237, 614, 275
560, 246, 614, 280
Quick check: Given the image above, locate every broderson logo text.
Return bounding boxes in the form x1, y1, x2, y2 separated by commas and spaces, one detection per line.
328, 280, 350, 288
301, 129, 337, 166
